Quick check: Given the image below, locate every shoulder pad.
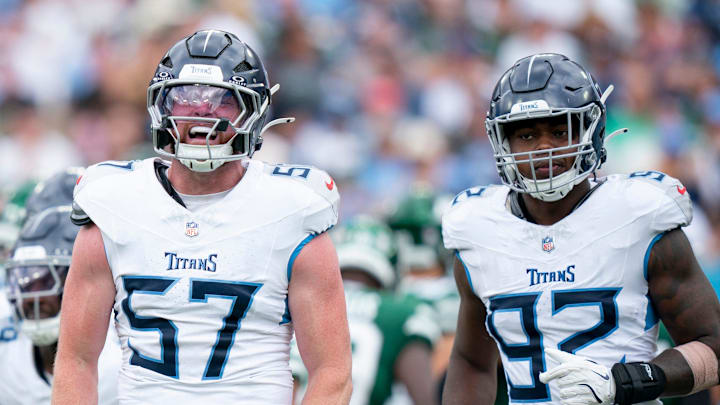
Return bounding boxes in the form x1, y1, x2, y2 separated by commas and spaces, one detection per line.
624, 170, 693, 231
72, 160, 141, 226
451, 185, 490, 206
264, 163, 340, 234
265, 163, 339, 207
443, 185, 501, 251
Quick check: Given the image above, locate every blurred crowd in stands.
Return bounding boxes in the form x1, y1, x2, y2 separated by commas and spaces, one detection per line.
1, 0, 720, 290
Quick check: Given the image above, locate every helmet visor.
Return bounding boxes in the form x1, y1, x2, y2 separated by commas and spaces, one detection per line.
6, 264, 66, 321
160, 84, 246, 122
6, 265, 65, 296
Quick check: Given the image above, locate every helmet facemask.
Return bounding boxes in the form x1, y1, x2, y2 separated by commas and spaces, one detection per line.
5, 256, 68, 346
486, 101, 604, 202
148, 80, 269, 172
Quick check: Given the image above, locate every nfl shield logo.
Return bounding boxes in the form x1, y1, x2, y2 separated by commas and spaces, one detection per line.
542, 236, 554, 253
185, 221, 199, 237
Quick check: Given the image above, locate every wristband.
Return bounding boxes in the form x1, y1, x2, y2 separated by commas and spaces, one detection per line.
611, 362, 666, 405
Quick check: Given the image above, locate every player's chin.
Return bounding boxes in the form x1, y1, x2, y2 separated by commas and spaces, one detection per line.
521, 165, 568, 179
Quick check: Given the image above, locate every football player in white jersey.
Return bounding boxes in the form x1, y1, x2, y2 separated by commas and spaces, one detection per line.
52, 30, 352, 405
442, 53, 720, 405
1, 168, 121, 405
0, 180, 38, 343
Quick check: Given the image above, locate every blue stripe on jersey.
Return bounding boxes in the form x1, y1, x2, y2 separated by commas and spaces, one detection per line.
280, 297, 291, 325
286, 225, 335, 282
643, 232, 665, 330
98, 161, 135, 170
644, 297, 659, 331
282, 226, 335, 325
455, 251, 475, 295
282, 233, 317, 325
287, 233, 317, 282
643, 232, 666, 281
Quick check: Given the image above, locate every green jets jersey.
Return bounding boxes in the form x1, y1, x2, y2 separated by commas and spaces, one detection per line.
291, 283, 439, 405
346, 283, 439, 405
396, 275, 460, 334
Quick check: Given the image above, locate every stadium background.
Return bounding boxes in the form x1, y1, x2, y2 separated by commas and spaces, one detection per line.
0, 0, 719, 403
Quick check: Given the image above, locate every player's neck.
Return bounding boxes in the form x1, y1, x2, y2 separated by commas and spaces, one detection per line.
168, 160, 247, 195
36, 343, 57, 376
520, 180, 592, 226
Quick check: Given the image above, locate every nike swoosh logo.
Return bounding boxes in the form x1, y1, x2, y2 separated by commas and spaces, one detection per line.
99, 162, 134, 170
579, 384, 602, 404
677, 185, 687, 195
592, 370, 610, 380
325, 178, 334, 190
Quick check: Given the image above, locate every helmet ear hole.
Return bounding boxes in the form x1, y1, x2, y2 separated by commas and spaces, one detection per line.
232, 136, 248, 155
156, 130, 173, 150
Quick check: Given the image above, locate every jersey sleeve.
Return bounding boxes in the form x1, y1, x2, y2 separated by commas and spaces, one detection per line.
300, 168, 340, 235
625, 171, 693, 232
72, 160, 139, 226
400, 300, 441, 347
442, 187, 486, 252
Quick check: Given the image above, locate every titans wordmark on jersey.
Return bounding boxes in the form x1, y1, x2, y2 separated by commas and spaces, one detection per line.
442, 171, 692, 405
74, 158, 339, 404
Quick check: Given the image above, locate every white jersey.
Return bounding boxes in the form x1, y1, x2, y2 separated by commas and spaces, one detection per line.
442, 171, 692, 405
0, 289, 18, 343
73, 158, 339, 404
0, 325, 122, 405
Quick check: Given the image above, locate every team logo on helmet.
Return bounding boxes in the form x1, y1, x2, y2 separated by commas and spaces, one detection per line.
185, 221, 199, 237
230, 75, 246, 86
542, 236, 555, 253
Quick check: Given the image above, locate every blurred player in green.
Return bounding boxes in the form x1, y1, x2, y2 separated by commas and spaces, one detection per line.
388, 186, 508, 405
292, 217, 439, 405
387, 186, 457, 381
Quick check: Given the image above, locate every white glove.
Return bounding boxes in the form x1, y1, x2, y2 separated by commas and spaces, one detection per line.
539, 348, 616, 405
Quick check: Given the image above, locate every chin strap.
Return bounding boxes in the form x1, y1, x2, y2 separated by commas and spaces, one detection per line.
21, 316, 60, 346
154, 161, 185, 207
176, 142, 234, 172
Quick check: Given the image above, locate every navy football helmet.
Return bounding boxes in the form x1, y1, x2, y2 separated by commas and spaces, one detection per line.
485, 53, 623, 201
4, 168, 82, 346
25, 167, 84, 219
147, 30, 293, 172
332, 216, 397, 289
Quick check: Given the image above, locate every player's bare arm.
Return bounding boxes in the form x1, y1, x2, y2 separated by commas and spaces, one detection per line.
52, 224, 115, 405
442, 257, 499, 405
289, 232, 352, 404
395, 341, 436, 405
540, 227, 720, 404
648, 227, 720, 396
